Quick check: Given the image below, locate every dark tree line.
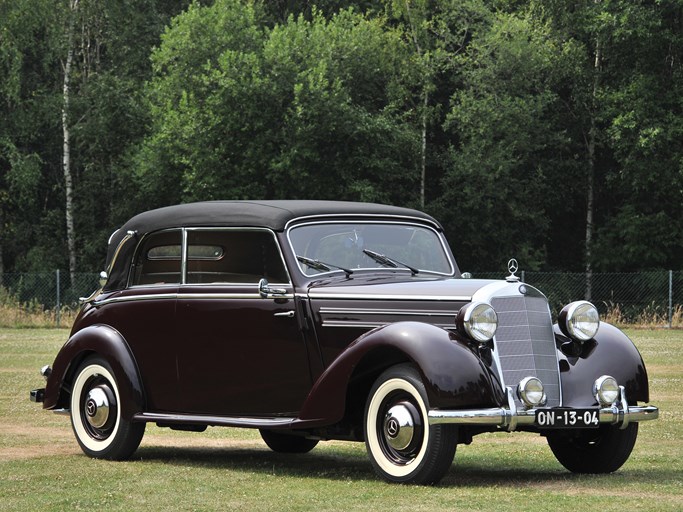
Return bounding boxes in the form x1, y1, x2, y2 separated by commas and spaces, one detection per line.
1, 0, 681, 287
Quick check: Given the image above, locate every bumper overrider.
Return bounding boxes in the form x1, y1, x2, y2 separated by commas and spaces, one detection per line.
29, 365, 51, 403
428, 385, 659, 431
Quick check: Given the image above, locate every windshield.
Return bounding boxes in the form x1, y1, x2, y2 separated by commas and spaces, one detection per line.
288, 222, 453, 276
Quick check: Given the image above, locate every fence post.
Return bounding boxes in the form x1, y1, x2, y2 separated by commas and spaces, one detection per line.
669, 270, 673, 329
56, 269, 61, 328
521, 270, 525, 283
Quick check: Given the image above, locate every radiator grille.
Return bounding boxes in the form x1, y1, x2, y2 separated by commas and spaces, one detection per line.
491, 295, 560, 407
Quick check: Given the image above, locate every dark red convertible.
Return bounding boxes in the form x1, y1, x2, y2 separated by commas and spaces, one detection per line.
31, 201, 659, 484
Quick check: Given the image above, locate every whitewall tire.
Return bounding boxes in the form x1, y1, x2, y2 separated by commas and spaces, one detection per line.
364, 364, 457, 485
70, 357, 144, 460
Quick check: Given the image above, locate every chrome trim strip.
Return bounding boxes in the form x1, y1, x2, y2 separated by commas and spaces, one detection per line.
181, 228, 188, 285
97, 229, 137, 295
94, 291, 297, 307
94, 293, 178, 307
178, 293, 288, 300
322, 321, 387, 329
319, 307, 455, 317
284, 213, 442, 231
309, 292, 471, 301
134, 412, 296, 428
321, 320, 453, 329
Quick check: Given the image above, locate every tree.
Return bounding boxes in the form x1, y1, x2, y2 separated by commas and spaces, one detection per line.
385, 0, 490, 209
589, 0, 683, 271
436, 8, 583, 271
0, 0, 62, 280
138, 1, 420, 206
531, 0, 683, 272
2, 0, 682, 281
61, 0, 79, 286
1, 0, 191, 280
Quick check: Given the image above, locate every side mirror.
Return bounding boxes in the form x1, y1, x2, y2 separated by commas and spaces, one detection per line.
258, 278, 287, 299
461, 272, 472, 279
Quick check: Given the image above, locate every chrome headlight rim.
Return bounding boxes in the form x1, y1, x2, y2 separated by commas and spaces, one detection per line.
594, 375, 620, 407
559, 300, 600, 342
456, 302, 498, 344
517, 376, 547, 408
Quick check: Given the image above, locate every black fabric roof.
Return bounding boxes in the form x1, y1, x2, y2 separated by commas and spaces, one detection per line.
103, 201, 441, 290
111, 200, 438, 248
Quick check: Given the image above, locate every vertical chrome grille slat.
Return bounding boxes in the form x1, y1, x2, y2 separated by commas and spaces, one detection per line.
491, 295, 561, 407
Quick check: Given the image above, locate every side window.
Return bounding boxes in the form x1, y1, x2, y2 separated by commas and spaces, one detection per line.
186, 230, 288, 284
130, 230, 182, 286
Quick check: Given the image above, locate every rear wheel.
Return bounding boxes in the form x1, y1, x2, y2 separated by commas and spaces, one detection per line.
364, 364, 457, 485
259, 430, 319, 453
546, 423, 638, 473
70, 357, 145, 460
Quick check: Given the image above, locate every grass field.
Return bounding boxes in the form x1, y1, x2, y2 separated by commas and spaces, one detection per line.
1, 327, 681, 511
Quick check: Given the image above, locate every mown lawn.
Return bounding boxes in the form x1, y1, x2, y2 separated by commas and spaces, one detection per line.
1, 328, 681, 511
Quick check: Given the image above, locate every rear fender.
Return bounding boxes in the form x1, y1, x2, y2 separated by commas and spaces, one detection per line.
298, 321, 503, 425
43, 324, 145, 420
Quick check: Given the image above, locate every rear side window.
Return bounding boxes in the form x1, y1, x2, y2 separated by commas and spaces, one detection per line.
131, 230, 182, 286
186, 230, 288, 285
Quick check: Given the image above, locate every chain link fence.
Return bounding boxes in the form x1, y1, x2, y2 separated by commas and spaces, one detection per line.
1, 270, 681, 328
1, 272, 99, 327
473, 270, 682, 327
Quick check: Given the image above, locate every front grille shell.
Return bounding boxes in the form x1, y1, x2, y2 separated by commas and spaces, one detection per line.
473, 282, 561, 408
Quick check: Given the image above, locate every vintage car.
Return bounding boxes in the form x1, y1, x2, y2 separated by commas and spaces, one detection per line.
30, 200, 659, 484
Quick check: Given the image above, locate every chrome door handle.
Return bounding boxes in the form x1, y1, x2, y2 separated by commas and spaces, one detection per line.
274, 311, 295, 318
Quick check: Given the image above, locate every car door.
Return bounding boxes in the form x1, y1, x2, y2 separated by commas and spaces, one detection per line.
175, 228, 312, 416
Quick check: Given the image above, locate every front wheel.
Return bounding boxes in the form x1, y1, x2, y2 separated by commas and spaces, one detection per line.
546, 423, 638, 473
364, 364, 457, 485
70, 356, 145, 460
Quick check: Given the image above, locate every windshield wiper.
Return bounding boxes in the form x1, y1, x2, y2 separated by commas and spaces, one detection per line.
362, 249, 419, 276
297, 255, 353, 277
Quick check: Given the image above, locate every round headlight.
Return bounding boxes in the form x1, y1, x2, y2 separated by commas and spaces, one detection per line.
457, 302, 498, 343
518, 376, 546, 407
594, 375, 619, 406
559, 301, 600, 342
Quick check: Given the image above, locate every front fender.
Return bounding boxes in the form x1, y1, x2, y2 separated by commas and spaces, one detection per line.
298, 322, 503, 425
43, 324, 145, 420
556, 322, 650, 407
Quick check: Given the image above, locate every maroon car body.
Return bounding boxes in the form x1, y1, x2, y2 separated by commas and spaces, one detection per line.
31, 200, 659, 484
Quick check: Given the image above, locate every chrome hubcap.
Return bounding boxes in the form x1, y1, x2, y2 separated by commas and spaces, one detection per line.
85, 386, 111, 429
384, 404, 415, 451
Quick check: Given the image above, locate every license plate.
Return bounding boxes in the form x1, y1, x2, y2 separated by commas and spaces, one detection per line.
535, 408, 599, 428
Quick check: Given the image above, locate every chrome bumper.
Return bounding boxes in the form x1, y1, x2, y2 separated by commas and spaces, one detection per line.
428, 386, 659, 431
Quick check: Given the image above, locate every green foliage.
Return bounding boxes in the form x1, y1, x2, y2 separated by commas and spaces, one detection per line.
139, 1, 420, 205
1, 0, 682, 275
437, 10, 576, 270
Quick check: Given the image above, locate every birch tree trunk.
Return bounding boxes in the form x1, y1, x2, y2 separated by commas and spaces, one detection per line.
62, 0, 79, 287
404, 0, 428, 210
585, 18, 602, 301
420, 90, 427, 210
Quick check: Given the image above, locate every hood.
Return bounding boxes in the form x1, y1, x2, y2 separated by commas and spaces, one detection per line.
307, 276, 498, 301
